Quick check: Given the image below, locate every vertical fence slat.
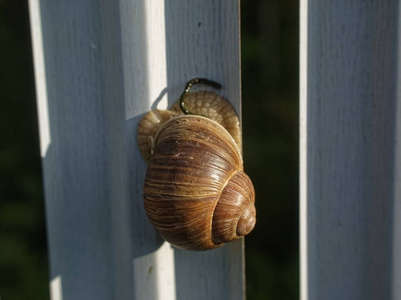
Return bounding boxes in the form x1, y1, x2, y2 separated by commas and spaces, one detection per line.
301, 1, 401, 299
299, 1, 308, 299
29, 0, 243, 299
162, 2, 243, 300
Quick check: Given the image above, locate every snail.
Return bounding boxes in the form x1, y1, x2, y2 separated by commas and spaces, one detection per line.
137, 78, 256, 250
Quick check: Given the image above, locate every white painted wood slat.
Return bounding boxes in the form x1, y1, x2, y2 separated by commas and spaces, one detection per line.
29, 0, 243, 299
301, 1, 401, 299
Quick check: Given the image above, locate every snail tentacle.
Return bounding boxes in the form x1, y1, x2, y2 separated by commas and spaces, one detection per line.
179, 78, 222, 115
138, 79, 241, 161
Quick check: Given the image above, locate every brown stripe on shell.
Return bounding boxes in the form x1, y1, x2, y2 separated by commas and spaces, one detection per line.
144, 115, 243, 250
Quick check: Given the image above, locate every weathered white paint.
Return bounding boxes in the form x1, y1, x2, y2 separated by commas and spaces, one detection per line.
133, 243, 176, 300
50, 276, 63, 300
299, 0, 308, 299
301, 1, 401, 299
28, 0, 50, 156
29, 0, 243, 299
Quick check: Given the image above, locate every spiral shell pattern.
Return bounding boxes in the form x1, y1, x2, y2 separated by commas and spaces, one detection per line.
143, 115, 256, 250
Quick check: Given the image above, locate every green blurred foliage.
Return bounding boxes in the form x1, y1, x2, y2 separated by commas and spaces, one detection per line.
0, 0, 298, 299
0, 0, 49, 299
242, 0, 299, 299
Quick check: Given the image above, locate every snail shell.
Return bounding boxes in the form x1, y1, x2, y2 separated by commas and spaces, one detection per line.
138, 91, 256, 250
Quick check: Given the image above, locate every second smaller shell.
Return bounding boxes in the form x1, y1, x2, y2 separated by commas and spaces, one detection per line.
137, 91, 241, 161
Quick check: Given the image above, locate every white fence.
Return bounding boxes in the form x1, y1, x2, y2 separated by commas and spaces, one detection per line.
29, 1, 243, 299
300, 1, 401, 299
30, 0, 401, 299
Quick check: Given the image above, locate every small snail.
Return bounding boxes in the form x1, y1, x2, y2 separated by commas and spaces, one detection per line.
137, 78, 256, 250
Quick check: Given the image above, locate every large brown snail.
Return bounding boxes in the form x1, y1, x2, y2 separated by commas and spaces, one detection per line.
137, 78, 256, 250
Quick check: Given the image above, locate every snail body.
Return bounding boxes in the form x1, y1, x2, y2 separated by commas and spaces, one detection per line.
137, 79, 256, 250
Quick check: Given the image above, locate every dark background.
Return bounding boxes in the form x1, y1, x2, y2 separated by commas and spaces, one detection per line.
0, 0, 299, 299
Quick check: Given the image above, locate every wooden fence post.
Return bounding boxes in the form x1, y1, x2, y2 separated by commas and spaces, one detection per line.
29, 0, 243, 299
300, 1, 401, 299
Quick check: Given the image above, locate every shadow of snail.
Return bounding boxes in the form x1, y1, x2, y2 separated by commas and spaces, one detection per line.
137, 78, 256, 250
